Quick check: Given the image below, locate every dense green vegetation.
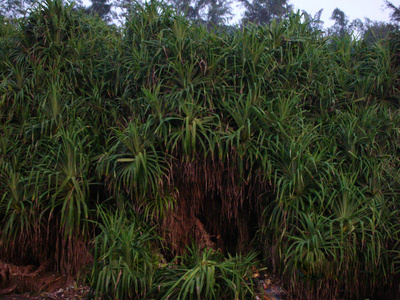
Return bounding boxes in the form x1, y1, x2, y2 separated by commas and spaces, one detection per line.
1, 0, 400, 298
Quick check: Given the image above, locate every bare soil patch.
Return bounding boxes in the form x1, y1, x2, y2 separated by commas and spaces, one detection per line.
0, 261, 89, 300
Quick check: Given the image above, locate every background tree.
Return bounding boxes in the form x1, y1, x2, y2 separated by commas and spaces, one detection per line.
348, 18, 364, 33
203, 0, 232, 27
0, 0, 36, 18
386, 1, 400, 23
168, 0, 232, 27
239, 0, 292, 26
328, 8, 349, 37
86, 0, 112, 21
362, 19, 396, 44
167, 0, 201, 20
113, 0, 144, 21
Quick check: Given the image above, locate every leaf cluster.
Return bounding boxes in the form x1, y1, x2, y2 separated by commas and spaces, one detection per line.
1, 1, 400, 298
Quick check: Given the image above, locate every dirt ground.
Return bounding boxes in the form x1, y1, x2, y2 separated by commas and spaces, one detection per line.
0, 260, 89, 300
0, 286, 90, 300
0, 261, 284, 300
0, 285, 90, 300
0, 295, 41, 299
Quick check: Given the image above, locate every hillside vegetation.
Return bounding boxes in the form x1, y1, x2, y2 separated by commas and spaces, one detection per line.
1, 0, 400, 298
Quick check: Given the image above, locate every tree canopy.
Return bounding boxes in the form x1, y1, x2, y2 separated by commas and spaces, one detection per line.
239, 0, 291, 25
86, 0, 112, 21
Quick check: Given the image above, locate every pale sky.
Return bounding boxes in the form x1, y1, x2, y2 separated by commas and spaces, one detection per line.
82, 0, 398, 28
231, 0, 397, 27
289, 0, 396, 27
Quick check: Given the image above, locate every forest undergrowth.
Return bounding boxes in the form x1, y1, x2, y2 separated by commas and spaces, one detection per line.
1, 1, 400, 299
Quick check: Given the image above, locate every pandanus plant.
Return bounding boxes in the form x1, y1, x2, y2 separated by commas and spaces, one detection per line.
1, 0, 400, 299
